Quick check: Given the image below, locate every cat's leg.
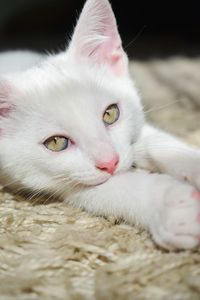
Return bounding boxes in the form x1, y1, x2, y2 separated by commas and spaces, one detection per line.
67, 170, 200, 250
134, 123, 200, 189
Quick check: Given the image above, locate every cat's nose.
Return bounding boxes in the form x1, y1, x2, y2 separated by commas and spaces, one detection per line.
96, 155, 119, 175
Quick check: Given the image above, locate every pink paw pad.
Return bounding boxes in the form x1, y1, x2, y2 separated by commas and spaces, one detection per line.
192, 190, 200, 201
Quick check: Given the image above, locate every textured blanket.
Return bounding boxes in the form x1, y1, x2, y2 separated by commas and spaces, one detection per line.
1, 57, 200, 300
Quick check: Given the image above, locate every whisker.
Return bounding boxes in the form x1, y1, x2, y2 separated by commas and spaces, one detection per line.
144, 100, 180, 115
0, 177, 20, 189
124, 25, 146, 50
27, 189, 45, 203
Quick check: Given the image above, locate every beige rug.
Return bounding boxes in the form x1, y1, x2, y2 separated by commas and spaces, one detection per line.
1, 57, 200, 300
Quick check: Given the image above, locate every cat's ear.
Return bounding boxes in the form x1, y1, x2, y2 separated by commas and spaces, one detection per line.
69, 0, 128, 76
0, 81, 15, 117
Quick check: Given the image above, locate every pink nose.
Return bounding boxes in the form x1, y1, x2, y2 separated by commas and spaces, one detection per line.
96, 156, 119, 175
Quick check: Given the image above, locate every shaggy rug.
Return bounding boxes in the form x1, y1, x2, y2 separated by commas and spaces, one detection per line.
1, 57, 200, 300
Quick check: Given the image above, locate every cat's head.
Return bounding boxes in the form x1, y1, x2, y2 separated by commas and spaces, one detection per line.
0, 0, 144, 196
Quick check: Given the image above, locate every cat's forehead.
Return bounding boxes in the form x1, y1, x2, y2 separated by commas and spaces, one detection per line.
14, 66, 115, 132
20, 59, 130, 110
15, 67, 118, 140
27, 72, 114, 112
11, 55, 140, 129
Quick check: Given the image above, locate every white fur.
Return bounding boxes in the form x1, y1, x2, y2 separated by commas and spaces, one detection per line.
0, 0, 200, 250
0, 50, 45, 75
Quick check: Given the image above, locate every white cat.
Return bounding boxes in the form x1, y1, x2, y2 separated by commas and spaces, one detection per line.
0, 0, 200, 250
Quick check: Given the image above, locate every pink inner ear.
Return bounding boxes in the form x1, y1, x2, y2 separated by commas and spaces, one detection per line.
0, 82, 13, 117
70, 0, 128, 76
0, 105, 12, 117
87, 23, 128, 76
95, 34, 127, 75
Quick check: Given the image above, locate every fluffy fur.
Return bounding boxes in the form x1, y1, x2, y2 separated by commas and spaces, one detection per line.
0, 0, 200, 250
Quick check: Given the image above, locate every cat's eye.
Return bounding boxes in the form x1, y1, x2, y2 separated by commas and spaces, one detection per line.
103, 104, 120, 125
44, 136, 69, 152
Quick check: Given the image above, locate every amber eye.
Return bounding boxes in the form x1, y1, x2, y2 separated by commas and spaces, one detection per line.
44, 136, 69, 152
103, 104, 120, 125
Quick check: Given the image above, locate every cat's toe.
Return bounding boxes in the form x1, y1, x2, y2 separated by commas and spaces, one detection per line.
151, 216, 200, 250
151, 185, 200, 250
152, 228, 200, 250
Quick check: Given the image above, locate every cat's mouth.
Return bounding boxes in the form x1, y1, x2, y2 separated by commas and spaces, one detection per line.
82, 176, 111, 187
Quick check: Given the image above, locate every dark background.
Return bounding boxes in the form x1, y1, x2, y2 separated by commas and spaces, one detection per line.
0, 0, 200, 59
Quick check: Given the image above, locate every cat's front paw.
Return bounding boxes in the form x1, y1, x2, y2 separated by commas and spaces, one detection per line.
150, 184, 200, 250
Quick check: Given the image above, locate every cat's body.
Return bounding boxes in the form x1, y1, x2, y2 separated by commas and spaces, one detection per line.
0, 0, 200, 250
